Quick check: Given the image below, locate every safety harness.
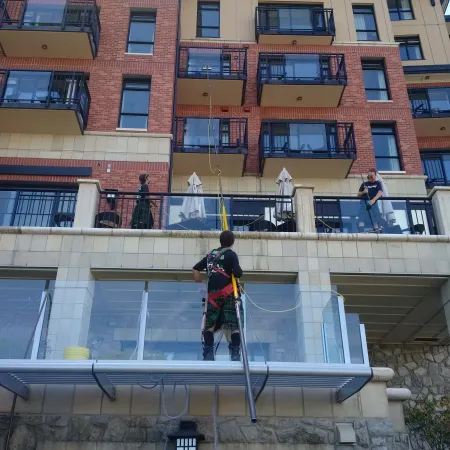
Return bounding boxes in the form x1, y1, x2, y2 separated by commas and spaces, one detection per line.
207, 247, 234, 307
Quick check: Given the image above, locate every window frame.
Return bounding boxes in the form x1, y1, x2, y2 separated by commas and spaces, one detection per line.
395, 36, 424, 61
126, 11, 156, 55
371, 123, 402, 171
421, 151, 450, 187
388, 0, 414, 21
118, 78, 151, 130
352, 5, 379, 41
197, 1, 220, 38
361, 59, 390, 101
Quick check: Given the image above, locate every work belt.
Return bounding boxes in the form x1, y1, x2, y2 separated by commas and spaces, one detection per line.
208, 283, 235, 309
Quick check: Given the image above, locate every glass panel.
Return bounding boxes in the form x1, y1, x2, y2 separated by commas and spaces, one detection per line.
357, 30, 378, 41
372, 133, 398, 158
87, 281, 145, 360
322, 296, 344, 363
363, 69, 386, 90
290, 8, 312, 31
121, 90, 150, 115
129, 21, 155, 43
399, 44, 408, 60
199, 27, 220, 38
0, 191, 16, 226
408, 44, 422, 60
288, 123, 328, 152
429, 89, 450, 112
23, 3, 64, 26
120, 115, 148, 129
376, 157, 401, 171
184, 118, 219, 147
200, 9, 219, 27
128, 43, 153, 53
284, 55, 320, 79
13, 191, 55, 227
0, 279, 48, 359
187, 50, 221, 75
442, 155, 450, 181
346, 314, 364, 364
4, 71, 51, 103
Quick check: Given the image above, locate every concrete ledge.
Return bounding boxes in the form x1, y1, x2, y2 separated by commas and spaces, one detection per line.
85, 131, 173, 138
386, 388, 412, 402
371, 367, 395, 382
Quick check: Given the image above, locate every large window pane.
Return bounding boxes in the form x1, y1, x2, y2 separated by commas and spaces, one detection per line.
127, 13, 156, 54
197, 2, 220, 38
289, 123, 328, 151
5, 71, 51, 103
87, 281, 145, 360
187, 50, 221, 75
184, 118, 219, 147
372, 125, 401, 171
429, 89, 450, 112
353, 6, 378, 41
23, 3, 65, 26
119, 79, 151, 129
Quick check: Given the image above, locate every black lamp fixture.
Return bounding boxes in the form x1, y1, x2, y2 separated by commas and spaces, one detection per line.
168, 421, 205, 450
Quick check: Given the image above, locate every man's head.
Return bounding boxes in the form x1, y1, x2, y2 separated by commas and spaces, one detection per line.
139, 173, 149, 184
220, 230, 235, 248
367, 169, 377, 182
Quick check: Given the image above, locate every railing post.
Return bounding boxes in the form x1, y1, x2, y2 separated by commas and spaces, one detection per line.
292, 184, 315, 233
73, 179, 101, 228
430, 186, 450, 235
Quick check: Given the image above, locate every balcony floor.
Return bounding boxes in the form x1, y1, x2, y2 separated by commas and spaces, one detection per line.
0, 28, 95, 59
177, 78, 245, 106
262, 156, 354, 178
0, 107, 83, 135
258, 34, 334, 45
414, 117, 450, 137
260, 83, 344, 107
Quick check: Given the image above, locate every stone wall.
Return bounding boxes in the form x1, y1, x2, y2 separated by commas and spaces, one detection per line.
370, 344, 450, 405
0, 414, 408, 450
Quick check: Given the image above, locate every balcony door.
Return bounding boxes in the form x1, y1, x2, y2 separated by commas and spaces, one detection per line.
262, 4, 325, 32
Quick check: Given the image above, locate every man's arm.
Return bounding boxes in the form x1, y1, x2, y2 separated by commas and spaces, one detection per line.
231, 252, 243, 278
370, 189, 383, 205
192, 256, 207, 283
357, 183, 367, 198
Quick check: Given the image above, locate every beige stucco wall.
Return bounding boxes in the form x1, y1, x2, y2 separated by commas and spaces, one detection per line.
0, 132, 171, 163
180, 0, 394, 44
172, 173, 428, 196
392, 0, 450, 66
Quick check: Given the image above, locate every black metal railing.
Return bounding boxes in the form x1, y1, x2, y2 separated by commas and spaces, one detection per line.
96, 192, 296, 232
173, 117, 248, 153
259, 121, 356, 168
421, 153, 450, 188
0, 70, 91, 130
314, 196, 437, 235
0, 0, 100, 56
0, 187, 77, 227
409, 87, 450, 119
178, 47, 248, 80
255, 5, 335, 39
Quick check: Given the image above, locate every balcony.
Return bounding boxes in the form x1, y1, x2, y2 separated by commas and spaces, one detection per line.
255, 5, 335, 45
421, 152, 450, 188
409, 87, 450, 137
95, 191, 296, 232
0, 187, 77, 227
0, 70, 90, 134
173, 117, 248, 177
0, 0, 100, 59
314, 197, 437, 235
177, 47, 247, 106
257, 53, 346, 107
259, 121, 356, 178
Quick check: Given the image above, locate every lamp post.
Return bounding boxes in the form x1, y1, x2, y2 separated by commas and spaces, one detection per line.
168, 421, 205, 450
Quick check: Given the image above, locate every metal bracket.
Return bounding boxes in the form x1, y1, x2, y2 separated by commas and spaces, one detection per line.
0, 373, 29, 400
336, 370, 373, 403
92, 364, 116, 401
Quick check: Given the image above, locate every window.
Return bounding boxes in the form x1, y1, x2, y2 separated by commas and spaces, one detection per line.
388, 0, 413, 21
127, 12, 156, 54
421, 152, 450, 186
353, 6, 379, 41
119, 79, 151, 129
395, 36, 423, 60
197, 1, 220, 38
260, 4, 326, 32
371, 124, 401, 171
362, 60, 389, 101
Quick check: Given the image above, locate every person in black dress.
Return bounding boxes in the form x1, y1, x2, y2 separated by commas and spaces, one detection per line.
131, 173, 154, 229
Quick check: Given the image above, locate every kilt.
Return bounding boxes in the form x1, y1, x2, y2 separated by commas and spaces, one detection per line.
206, 291, 243, 330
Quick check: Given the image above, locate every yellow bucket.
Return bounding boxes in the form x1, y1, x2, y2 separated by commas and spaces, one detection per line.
64, 346, 90, 360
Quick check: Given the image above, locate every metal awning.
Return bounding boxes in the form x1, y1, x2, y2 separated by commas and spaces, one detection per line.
0, 360, 372, 404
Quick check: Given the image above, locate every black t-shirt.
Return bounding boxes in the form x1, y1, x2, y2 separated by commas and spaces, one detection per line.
137, 183, 149, 198
193, 247, 243, 291
359, 180, 383, 201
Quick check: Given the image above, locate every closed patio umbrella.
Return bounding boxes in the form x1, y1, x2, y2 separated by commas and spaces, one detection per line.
274, 167, 294, 221
180, 172, 206, 220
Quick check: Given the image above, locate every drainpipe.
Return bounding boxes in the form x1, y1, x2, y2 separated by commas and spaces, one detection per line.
168, 0, 182, 192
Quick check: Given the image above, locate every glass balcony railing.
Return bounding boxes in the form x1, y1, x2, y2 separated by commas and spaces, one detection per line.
314, 197, 437, 235
0, 0, 101, 56
0, 187, 77, 227
95, 192, 296, 232
409, 87, 450, 118
0, 70, 91, 131
173, 117, 248, 154
422, 152, 450, 188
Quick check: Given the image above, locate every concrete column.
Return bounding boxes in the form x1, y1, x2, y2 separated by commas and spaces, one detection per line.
46, 268, 95, 359
292, 184, 315, 233
73, 179, 101, 228
387, 388, 412, 433
430, 186, 450, 235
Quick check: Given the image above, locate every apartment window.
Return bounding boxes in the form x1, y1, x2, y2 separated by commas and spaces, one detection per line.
362, 60, 389, 101
388, 0, 413, 21
395, 36, 423, 60
119, 79, 151, 129
127, 12, 156, 54
421, 152, 450, 186
197, 1, 220, 38
353, 6, 379, 41
371, 124, 401, 171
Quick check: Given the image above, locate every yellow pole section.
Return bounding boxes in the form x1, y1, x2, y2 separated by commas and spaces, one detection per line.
221, 201, 239, 298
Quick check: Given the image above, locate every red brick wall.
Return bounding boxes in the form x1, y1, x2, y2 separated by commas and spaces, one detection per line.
178, 42, 423, 176
418, 137, 450, 150
0, 0, 178, 134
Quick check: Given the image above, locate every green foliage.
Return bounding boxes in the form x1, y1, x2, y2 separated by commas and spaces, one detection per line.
405, 396, 450, 450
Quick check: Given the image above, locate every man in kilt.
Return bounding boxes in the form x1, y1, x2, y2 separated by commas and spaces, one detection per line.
193, 230, 243, 361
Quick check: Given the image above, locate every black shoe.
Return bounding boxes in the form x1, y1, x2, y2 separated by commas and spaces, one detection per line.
229, 345, 240, 362
203, 346, 215, 361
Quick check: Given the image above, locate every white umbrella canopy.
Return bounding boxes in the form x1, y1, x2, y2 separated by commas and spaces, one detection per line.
376, 172, 396, 226
274, 168, 294, 221
179, 172, 206, 220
